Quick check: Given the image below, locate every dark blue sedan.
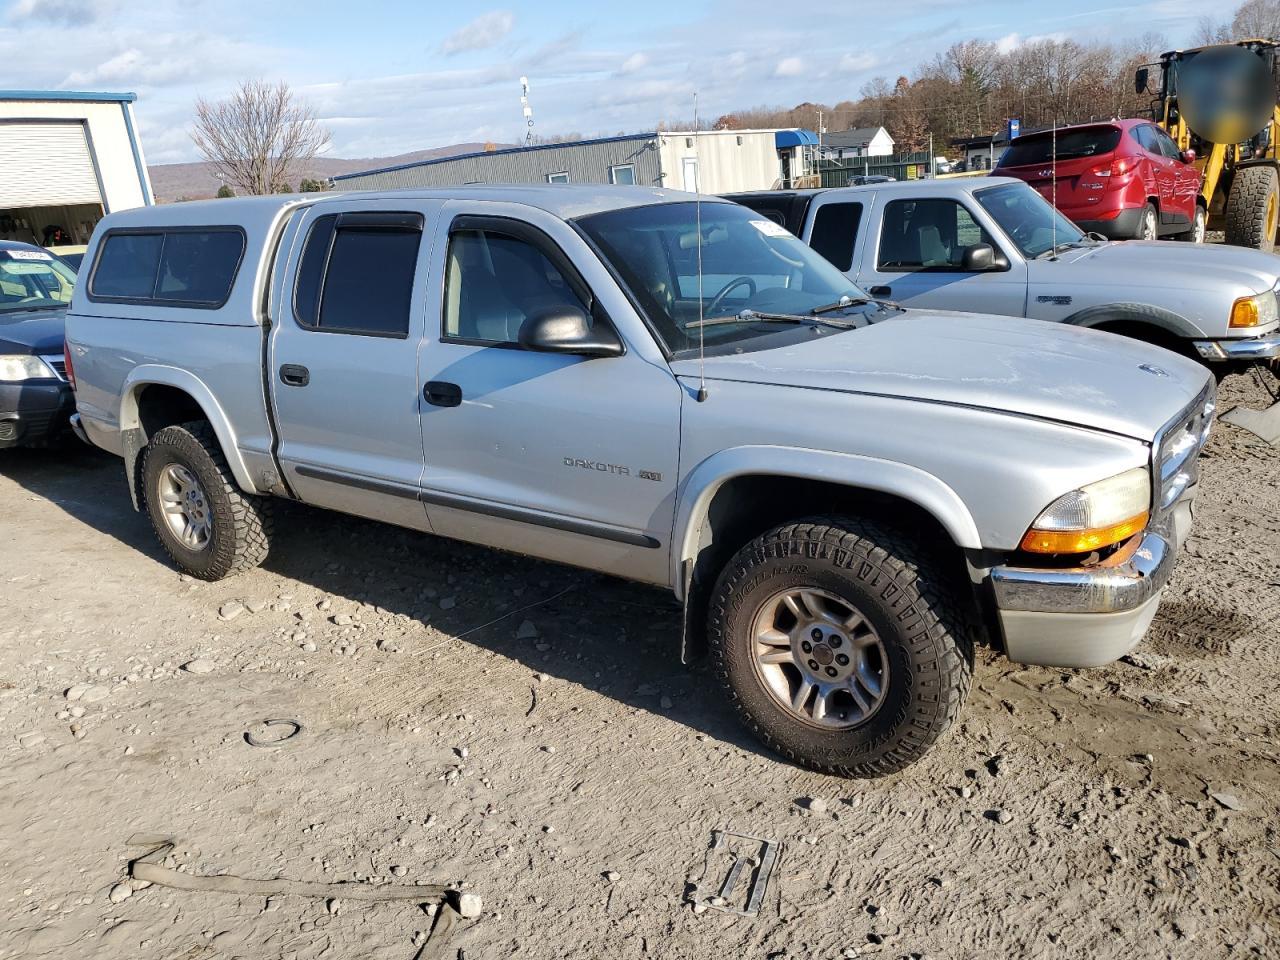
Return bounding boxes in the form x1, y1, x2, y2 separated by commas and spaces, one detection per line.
0, 239, 77, 448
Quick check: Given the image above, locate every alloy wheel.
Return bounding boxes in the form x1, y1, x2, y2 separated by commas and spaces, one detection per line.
750, 587, 889, 730
157, 463, 213, 551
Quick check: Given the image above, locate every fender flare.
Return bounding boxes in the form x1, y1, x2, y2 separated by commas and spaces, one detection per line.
1061, 301, 1203, 339
670, 445, 983, 600
119, 365, 257, 499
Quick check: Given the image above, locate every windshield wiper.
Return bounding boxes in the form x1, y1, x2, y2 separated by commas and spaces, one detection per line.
811, 295, 900, 314
685, 309, 859, 330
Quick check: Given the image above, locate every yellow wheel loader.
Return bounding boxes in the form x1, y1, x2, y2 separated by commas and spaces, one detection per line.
1137, 40, 1280, 251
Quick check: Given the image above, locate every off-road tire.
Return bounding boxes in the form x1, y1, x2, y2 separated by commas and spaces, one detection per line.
1224, 165, 1280, 252
140, 421, 272, 580
707, 516, 975, 778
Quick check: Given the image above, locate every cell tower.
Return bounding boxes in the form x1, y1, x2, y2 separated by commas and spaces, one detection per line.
520, 76, 534, 147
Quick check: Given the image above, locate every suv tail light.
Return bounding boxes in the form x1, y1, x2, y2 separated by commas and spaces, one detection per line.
1088, 157, 1136, 178
63, 339, 76, 390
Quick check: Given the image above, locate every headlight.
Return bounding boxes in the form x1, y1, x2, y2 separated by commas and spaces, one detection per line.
1020, 467, 1151, 554
0, 355, 56, 381
1229, 289, 1278, 328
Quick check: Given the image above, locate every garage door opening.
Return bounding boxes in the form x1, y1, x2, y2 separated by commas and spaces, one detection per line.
0, 120, 106, 250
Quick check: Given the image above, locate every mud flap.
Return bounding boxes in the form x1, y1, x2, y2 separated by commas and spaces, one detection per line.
121, 426, 146, 511
680, 558, 708, 664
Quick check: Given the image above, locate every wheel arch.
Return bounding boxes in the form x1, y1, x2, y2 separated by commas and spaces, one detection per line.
673, 448, 984, 662
1062, 301, 1201, 341
119, 366, 256, 509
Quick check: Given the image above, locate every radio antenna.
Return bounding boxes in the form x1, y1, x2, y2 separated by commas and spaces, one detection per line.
1050, 115, 1058, 259
693, 92, 708, 402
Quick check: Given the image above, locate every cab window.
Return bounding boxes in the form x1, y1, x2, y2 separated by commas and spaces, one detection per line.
442, 228, 587, 345
877, 198, 996, 271
809, 201, 863, 272
293, 213, 423, 338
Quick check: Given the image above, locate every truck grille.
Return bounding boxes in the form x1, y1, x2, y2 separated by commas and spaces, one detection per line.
1154, 382, 1215, 514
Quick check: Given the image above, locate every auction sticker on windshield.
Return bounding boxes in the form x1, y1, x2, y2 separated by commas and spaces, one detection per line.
1, 249, 52, 261
749, 219, 793, 238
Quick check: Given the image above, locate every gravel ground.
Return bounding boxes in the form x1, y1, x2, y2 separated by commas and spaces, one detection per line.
1, 370, 1277, 960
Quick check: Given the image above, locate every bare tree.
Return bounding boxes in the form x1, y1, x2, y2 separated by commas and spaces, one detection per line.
191, 80, 330, 196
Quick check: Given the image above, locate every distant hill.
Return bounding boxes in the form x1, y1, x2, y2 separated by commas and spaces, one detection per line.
147, 143, 511, 202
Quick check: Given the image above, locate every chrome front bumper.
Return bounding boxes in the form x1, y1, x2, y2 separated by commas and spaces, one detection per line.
989, 497, 1193, 668
1192, 334, 1280, 361
991, 527, 1173, 616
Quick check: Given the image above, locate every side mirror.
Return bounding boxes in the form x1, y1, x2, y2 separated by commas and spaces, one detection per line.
961, 243, 998, 272
518, 305, 623, 357
1181, 148, 1197, 164
1134, 67, 1149, 95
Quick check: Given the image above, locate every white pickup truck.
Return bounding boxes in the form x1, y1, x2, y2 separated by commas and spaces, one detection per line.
727, 176, 1280, 366
64, 186, 1213, 777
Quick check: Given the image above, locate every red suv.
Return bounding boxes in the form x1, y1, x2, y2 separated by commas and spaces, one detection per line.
994, 119, 1204, 242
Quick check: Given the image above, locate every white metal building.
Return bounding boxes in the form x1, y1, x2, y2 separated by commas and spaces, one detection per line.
0, 90, 153, 247
333, 129, 818, 194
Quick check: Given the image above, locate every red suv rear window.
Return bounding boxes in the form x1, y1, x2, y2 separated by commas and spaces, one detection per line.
999, 127, 1122, 168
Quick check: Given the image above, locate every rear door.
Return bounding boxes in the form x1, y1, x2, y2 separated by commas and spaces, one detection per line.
1135, 125, 1179, 225
269, 199, 443, 532
1150, 125, 1199, 225
855, 192, 1028, 316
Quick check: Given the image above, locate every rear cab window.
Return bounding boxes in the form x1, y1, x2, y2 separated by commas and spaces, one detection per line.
808, 201, 863, 272
292, 212, 424, 338
88, 229, 246, 307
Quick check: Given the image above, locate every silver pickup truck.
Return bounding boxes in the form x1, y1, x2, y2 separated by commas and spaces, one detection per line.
65, 186, 1214, 777
728, 177, 1280, 365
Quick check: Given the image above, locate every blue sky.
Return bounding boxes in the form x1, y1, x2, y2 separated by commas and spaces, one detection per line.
2, 0, 1209, 164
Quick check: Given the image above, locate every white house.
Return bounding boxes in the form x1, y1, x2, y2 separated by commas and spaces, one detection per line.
0, 90, 153, 247
822, 126, 895, 160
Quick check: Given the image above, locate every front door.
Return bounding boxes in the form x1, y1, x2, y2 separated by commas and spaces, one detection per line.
415, 202, 683, 585
269, 200, 443, 531
856, 193, 1028, 316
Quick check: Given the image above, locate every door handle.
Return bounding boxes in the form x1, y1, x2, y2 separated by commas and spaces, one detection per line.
423, 380, 462, 407
279, 364, 310, 387
869, 285, 892, 297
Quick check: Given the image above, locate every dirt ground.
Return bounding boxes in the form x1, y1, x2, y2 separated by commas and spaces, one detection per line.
1, 371, 1278, 960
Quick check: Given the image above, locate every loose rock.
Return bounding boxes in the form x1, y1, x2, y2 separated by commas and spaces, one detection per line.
807, 797, 828, 815
218, 601, 246, 621
453, 891, 482, 918
108, 881, 133, 904
516, 619, 538, 640
182, 659, 215, 675
439, 597, 457, 610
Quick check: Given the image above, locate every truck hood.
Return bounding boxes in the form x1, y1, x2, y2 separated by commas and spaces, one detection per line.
0, 307, 66, 354
670, 311, 1209, 441
1040, 240, 1280, 295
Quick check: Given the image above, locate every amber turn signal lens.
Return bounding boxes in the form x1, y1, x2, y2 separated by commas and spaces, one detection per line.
1230, 297, 1261, 328
1019, 512, 1149, 554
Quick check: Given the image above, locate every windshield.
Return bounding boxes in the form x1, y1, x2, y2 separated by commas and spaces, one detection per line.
975, 182, 1085, 258
575, 201, 864, 354
0, 248, 76, 314
998, 126, 1121, 167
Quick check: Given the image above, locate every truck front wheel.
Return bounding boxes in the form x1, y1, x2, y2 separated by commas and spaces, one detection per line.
140, 421, 273, 580
1224, 165, 1280, 252
707, 517, 973, 778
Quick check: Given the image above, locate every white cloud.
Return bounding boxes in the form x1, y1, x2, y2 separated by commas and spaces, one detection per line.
838, 52, 880, 73
6, 0, 110, 24
995, 32, 1021, 54
441, 10, 515, 55
619, 52, 648, 73
775, 56, 804, 77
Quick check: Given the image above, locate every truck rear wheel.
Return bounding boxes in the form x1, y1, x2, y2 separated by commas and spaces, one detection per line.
140, 421, 273, 580
707, 516, 974, 778
1224, 165, 1280, 252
